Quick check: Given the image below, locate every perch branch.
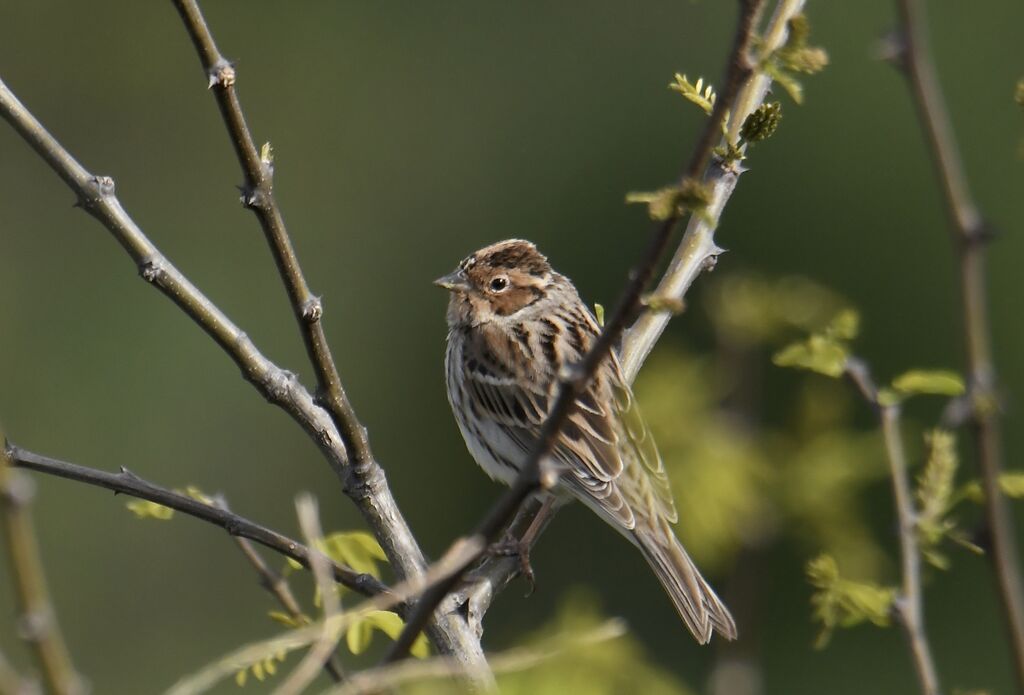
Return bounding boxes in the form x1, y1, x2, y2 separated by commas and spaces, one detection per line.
844, 358, 940, 695
462, 0, 810, 630
892, 0, 1024, 686
5, 442, 386, 598
0, 441, 86, 695
382, 0, 766, 663
0, 73, 486, 668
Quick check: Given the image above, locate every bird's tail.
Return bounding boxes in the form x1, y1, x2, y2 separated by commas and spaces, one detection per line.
634, 524, 736, 643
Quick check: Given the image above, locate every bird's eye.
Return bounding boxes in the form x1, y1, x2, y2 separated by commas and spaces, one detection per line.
489, 276, 509, 292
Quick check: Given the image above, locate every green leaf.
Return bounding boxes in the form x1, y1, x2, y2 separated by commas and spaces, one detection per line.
669, 73, 716, 115
125, 499, 174, 520
319, 531, 387, 579
961, 472, 1024, 503
345, 610, 429, 659
825, 309, 860, 340
890, 370, 965, 398
594, 303, 605, 327
772, 335, 848, 377
806, 554, 896, 648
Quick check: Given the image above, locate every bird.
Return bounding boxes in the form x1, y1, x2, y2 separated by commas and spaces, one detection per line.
435, 238, 736, 644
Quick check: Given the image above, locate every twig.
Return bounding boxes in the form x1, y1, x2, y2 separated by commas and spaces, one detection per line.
170, 0, 488, 670
0, 72, 485, 668
323, 619, 627, 695
461, 0, 809, 635
381, 0, 766, 664
167, 540, 485, 695
0, 440, 87, 695
0, 648, 38, 695
215, 497, 345, 683
274, 495, 342, 695
5, 442, 386, 598
892, 0, 1024, 687
168, 0, 401, 564
620, 0, 807, 382
844, 358, 940, 695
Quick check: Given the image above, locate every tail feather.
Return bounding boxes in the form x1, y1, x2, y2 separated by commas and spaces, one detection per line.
635, 528, 737, 643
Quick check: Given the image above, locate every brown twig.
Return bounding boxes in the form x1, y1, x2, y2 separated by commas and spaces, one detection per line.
0, 442, 87, 695
844, 358, 940, 695
381, 0, 766, 663
0, 70, 483, 667
892, 0, 1024, 687
167, 1, 488, 670
5, 442, 386, 598
213, 497, 345, 683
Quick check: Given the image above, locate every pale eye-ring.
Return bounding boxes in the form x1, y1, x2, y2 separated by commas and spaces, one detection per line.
489, 276, 509, 292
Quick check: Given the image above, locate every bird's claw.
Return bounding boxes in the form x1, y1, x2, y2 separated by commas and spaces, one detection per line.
490, 532, 536, 596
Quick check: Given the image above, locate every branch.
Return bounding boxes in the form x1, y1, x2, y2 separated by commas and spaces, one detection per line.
0, 72, 485, 668
5, 442, 386, 598
168, 0, 391, 540
844, 359, 940, 695
620, 0, 807, 381
892, 0, 1024, 686
381, 0, 767, 664
214, 498, 345, 683
169, 1, 489, 670
0, 440, 87, 695
462, 0, 810, 633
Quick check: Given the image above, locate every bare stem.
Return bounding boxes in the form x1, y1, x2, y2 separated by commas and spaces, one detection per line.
381, 0, 766, 664
5, 442, 386, 598
214, 498, 345, 683
893, 0, 1024, 687
167, 2, 489, 669
881, 408, 941, 695
0, 441, 87, 695
844, 359, 940, 695
0, 72, 484, 668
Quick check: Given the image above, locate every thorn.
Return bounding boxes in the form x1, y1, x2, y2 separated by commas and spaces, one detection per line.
874, 29, 908, 70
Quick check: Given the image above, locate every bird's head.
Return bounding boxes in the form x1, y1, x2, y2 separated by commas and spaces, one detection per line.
435, 239, 555, 326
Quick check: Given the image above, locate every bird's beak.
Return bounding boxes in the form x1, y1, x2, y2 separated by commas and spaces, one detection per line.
434, 269, 470, 292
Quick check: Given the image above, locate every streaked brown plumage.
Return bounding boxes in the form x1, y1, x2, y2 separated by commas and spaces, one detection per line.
436, 239, 736, 643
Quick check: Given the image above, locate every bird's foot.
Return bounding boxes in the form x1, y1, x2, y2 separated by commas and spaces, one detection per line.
490, 532, 536, 596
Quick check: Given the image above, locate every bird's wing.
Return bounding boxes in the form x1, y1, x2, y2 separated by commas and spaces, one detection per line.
463, 330, 637, 529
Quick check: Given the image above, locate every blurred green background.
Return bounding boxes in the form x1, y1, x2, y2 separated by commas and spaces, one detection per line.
2, 0, 1023, 692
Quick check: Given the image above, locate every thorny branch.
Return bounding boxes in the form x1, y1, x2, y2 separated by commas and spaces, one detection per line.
0, 440, 86, 695
5, 443, 387, 598
844, 359, 940, 695
382, 0, 769, 663
462, 0, 811, 636
891, 0, 1024, 688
